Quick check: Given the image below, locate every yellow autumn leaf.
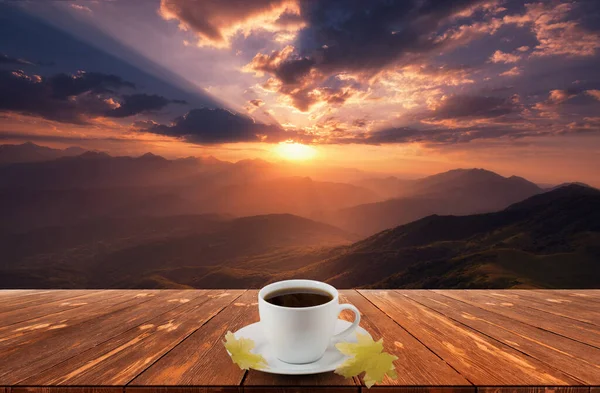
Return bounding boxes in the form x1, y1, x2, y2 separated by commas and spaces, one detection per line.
335, 333, 398, 388
223, 331, 268, 370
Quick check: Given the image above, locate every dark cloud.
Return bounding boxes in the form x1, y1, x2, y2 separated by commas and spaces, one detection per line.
108, 94, 184, 118
48, 71, 135, 100
249, 99, 265, 107
159, 0, 298, 47
244, 0, 497, 110
0, 70, 181, 123
136, 107, 293, 144
330, 124, 535, 146
427, 94, 520, 120
0, 53, 37, 66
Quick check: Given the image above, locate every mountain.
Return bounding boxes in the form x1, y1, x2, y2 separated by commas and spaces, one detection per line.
327, 168, 542, 235
293, 185, 600, 288
546, 181, 593, 191
202, 176, 380, 217
1, 185, 596, 289
0, 150, 204, 189
0, 214, 356, 288
0, 142, 86, 165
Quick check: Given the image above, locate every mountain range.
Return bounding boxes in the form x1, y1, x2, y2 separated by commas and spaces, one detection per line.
0, 142, 597, 289
0, 142, 86, 165
326, 168, 543, 236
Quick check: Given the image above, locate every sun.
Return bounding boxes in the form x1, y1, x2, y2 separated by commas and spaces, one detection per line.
275, 141, 317, 161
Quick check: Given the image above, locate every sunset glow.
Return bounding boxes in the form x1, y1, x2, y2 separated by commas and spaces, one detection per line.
0, 1, 599, 186
275, 142, 316, 161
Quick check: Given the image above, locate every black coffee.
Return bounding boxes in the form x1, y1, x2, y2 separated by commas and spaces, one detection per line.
264, 288, 333, 308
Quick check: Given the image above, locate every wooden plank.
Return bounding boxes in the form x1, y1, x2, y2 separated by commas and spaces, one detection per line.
244, 388, 357, 393
127, 388, 240, 393
22, 290, 244, 385
437, 290, 600, 348
368, 389, 474, 393
0, 290, 201, 385
483, 291, 600, 326
0, 290, 125, 328
0, 290, 92, 313
130, 291, 257, 386
403, 290, 600, 385
361, 290, 581, 385
531, 290, 600, 304
340, 291, 469, 386
12, 388, 121, 393
0, 290, 164, 349
477, 388, 589, 393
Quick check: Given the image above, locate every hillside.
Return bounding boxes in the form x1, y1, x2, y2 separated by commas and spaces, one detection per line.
327, 168, 542, 235
294, 185, 600, 288
0, 214, 356, 288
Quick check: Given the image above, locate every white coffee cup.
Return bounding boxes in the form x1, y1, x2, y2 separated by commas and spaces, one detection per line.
258, 279, 361, 364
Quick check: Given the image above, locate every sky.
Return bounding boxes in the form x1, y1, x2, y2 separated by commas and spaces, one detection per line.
0, 0, 599, 185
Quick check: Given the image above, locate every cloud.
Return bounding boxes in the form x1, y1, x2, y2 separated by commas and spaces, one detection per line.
107, 94, 186, 118
249, 99, 265, 107
489, 50, 521, 64
0, 53, 37, 66
135, 107, 295, 144
70, 4, 92, 13
0, 70, 180, 123
586, 90, 600, 101
503, 2, 600, 57
564, 117, 600, 134
243, 0, 504, 111
499, 66, 521, 77
425, 94, 520, 120
158, 0, 304, 48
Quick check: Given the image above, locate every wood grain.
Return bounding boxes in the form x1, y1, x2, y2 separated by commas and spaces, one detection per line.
0, 290, 200, 384
480, 291, 600, 326
21, 290, 243, 386
244, 388, 358, 393
339, 291, 469, 387
126, 386, 240, 393
0, 290, 91, 313
0, 290, 124, 328
531, 290, 600, 303
403, 290, 600, 385
1, 290, 599, 390
436, 290, 600, 348
361, 290, 581, 385
0, 290, 165, 351
367, 389, 474, 393
12, 388, 122, 393
130, 291, 256, 386
477, 388, 590, 393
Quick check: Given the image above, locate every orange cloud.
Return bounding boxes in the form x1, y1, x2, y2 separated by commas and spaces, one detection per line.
159, 0, 304, 48
503, 2, 600, 57
489, 50, 521, 64
499, 67, 521, 77
586, 90, 600, 101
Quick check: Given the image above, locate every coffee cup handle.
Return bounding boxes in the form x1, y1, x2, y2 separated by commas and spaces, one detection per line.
332, 304, 361, 340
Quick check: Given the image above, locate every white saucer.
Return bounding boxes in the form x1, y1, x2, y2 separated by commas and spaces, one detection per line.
231, 319, 371, 375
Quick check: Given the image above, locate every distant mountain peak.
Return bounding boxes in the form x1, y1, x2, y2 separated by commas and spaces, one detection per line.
138, 152, 167, 161
76, 151, 111, 160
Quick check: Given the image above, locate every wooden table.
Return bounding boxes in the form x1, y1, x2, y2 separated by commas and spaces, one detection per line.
0, 290, 598, 393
